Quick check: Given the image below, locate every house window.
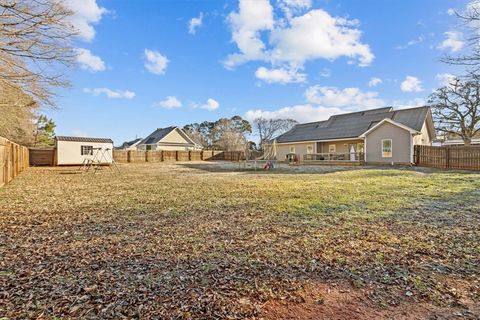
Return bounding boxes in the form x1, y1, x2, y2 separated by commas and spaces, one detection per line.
81, 145, 93, 155
382, 139, 392, 158
146, 145, 152, 151
306, 145, 314, 154
328, 144, 336, 153
289, 146, 295, 154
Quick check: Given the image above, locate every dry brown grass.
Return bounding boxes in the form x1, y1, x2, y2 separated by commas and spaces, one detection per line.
0, 162, 479, 319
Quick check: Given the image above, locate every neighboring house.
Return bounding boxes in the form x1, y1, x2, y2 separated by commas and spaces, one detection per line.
118, 138, 143, 150
55, 136, 113, 165
274, 106, 435, 165
442, 139, 480, 146
437, 133, 480, 146
137, 126, 200, 151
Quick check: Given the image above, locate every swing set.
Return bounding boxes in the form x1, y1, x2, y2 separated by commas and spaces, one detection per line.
79, 147, 119, 174
242, 139, 278, 171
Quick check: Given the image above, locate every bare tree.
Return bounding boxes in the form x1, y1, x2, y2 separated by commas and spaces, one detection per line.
253, 118, 297, 150
442, 1, 480, 69
0, 80, 36, 145
0, 0, 76, 106
429, 76, 480, 145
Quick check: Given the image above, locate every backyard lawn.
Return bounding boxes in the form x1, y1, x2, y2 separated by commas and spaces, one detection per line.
0, 163, 479, 319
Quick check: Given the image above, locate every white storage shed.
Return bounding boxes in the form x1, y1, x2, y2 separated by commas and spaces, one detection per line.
55, 136, 114, 165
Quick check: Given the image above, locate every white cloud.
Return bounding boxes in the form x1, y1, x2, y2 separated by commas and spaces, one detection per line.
224, 0, 274, 69
224, 1, 374, 70
368, 77, 382, 87
75, 48, 105, 72
83, 88, 135, 99
255, 66, 306, 84
305, 85, 385, 109
447, 8, 456, 16
188, 13, 203, 34
155, 96, 182, 109
144, 49, 169, 75
400, 76, 423, 92
271, 11, 374, 67
63, 0, 107, 42
194, 98, 219, 111
396, 35, 426, 49
438, 31, 464, 52
279, 0, 312, 10
436, 73, 457, 87
245, 104, 342, 123
278, 0, 312, 19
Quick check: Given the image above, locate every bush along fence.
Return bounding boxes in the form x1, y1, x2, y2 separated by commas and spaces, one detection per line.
415, 145, 480, 171
113, 150, 245, 163
0, 136, 29, 187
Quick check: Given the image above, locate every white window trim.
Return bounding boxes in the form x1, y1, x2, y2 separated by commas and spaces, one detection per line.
381, 139, 392, 158
289, 146, 296, 154
328, 144, 336, 153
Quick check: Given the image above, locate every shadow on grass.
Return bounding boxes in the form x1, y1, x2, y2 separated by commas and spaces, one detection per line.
179, 162, 362, 175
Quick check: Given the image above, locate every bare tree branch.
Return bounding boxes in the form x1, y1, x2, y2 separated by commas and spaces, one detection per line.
0, 0, 77, 106
429, 75, 480, 145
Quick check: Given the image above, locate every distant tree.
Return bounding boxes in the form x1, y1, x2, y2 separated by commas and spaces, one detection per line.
184, 121, 215, 148
0, 0, 76, 106
184, 116, 252, 151
210, 116, 252, 151
33, 115, 56, 147
429, 75, 480, 145
253, 118, 297, 150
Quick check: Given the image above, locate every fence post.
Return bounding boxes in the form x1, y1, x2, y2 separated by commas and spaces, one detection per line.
188, 151, 191, 161
445, 147, 450, 169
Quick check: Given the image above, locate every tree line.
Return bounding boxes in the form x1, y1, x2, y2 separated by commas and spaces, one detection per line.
183, 116, 297, 151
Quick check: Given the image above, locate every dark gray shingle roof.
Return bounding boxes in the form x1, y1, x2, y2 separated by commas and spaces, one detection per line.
139, 127, 195, 145
122, 138, 142, 147
56, 136, 113, 143
140, 127, 176, 145
275, 106, 430, 143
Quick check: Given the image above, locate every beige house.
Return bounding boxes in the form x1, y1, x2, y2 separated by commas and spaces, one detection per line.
55, 136, 113, 165
137, 127, 201, 151
274, 106, 435, 165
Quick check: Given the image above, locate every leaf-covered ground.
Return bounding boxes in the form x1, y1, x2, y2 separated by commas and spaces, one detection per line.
0, 162, 479, 319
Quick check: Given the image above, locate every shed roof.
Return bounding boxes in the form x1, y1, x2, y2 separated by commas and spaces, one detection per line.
55, 136, 113, 143
275, 106, 430, 143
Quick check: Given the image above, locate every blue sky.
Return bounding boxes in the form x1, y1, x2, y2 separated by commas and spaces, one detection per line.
48, 0, 470, 144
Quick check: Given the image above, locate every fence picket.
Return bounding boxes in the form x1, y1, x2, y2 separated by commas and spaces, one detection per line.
414, 145, 480, 171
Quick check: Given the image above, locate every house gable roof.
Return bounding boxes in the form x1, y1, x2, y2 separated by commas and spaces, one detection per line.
121, 138, 142, 148
359, 118, 420, 137
56, 136, 113, 143
139, 127, 196, 146
275, 106, 431, 143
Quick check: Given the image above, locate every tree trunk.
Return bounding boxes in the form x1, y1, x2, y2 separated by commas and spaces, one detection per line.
464, 137, 472, 146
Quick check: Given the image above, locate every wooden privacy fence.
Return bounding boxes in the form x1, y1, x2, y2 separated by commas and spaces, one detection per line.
0, 136, 29, 187
113, 150, 244, 163
29, 148, 55, 166
415, 145, 480, 171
